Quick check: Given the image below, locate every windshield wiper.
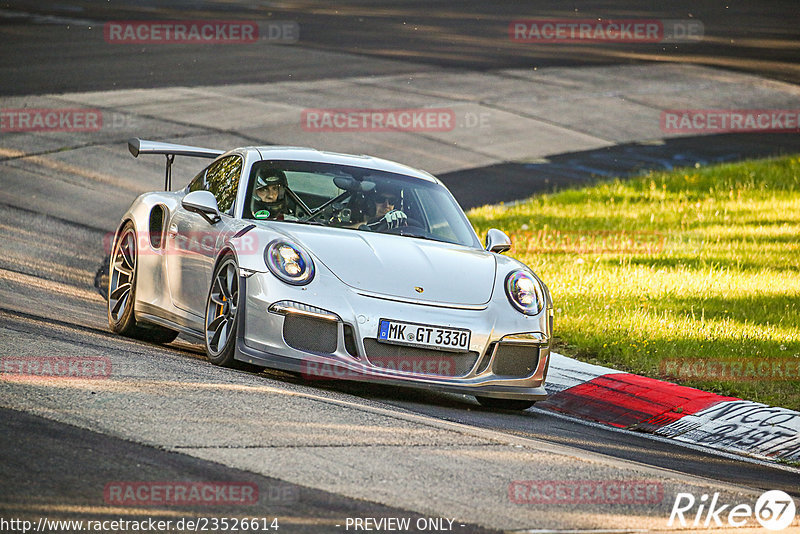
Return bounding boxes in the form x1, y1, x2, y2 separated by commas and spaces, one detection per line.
400, 233, 440, 242
286, 219, 325, 226
386, 229, 451, 244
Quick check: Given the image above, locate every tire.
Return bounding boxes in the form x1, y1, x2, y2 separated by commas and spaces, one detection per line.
107, 221, 179, 344
204, 254, 260, 371
475, 396, 535, 411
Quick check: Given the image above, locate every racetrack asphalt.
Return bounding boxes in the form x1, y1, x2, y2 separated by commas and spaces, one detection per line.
1, 2, 799, 532
1, 406, 492, 533
2, 0, 799, 95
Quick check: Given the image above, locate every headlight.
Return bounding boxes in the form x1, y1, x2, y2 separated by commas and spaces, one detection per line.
505, 270, 544, 315
265, 240, 315, 285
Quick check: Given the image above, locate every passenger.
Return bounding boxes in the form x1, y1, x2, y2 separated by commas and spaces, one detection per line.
362, 184, 407, 230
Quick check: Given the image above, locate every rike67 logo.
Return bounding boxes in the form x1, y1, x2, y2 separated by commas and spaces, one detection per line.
669, 490, 796, 531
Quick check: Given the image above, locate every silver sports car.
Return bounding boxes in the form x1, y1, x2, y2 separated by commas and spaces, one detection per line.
108, 138, 553, 410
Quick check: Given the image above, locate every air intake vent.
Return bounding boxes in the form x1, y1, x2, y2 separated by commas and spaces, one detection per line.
492, 344, 540, 378
343, 324, 359, 358
474, 342, 496, 375
283, 315, 338, 354
363, 339, 478, 377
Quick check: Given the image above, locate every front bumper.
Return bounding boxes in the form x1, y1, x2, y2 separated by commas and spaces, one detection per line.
235, 271, 550, 401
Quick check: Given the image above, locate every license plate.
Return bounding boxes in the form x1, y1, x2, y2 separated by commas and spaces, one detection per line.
377, 319, 471, 353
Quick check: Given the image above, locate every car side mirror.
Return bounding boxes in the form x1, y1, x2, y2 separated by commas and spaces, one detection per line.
485, 228, 511, 254
182, 190, 221, 224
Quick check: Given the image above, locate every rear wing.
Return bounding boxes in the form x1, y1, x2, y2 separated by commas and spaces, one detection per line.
128, 137, 224, 190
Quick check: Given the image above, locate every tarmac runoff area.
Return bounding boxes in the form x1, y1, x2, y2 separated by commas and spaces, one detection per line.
1, 62, 800, 531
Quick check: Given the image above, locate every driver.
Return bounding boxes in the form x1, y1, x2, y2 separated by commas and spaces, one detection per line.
252, 168, 290, 220
364, 184, 407, 230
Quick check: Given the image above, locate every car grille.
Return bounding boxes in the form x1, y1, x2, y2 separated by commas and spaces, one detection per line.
491, 344, 540, 378
282, 315, 338, 354
363, 339, 478, 377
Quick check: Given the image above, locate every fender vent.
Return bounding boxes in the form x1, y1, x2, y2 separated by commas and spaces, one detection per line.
148, 205, 165, 249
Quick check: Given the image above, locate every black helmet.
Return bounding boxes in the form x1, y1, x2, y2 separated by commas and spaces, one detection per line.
255, 168, 288, 191
372, 182, 401, 206
252, 168, 288, 216
361, 181, 401, 220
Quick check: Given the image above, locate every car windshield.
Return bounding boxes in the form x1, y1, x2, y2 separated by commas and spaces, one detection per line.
243, 160, 481, 248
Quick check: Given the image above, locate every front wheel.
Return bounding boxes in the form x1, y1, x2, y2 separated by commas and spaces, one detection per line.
204, 255, 261, 371
205, 255, 241, 367
475, 396, 535, 411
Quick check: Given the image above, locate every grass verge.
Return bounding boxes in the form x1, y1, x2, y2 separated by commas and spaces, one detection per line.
468, 155, 800, 410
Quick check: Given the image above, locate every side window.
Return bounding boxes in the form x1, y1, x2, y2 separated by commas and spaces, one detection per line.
204, 155, 242, 215
188, 169, 206, 193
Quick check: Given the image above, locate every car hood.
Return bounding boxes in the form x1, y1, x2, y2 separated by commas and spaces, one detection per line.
276, 225, 496, 306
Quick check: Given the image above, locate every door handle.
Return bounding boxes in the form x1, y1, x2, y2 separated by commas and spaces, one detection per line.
167, 224, 178, 238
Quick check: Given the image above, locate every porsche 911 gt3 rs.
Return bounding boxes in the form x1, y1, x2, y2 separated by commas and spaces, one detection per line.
108, 138, 553, 410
